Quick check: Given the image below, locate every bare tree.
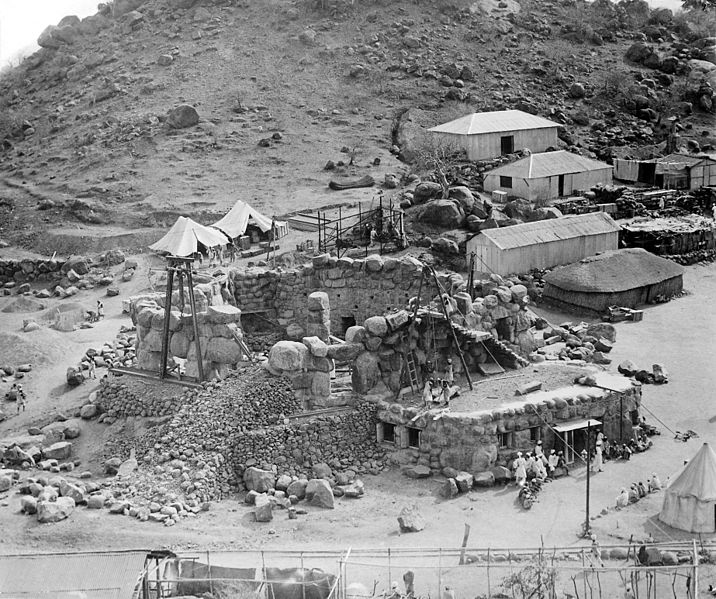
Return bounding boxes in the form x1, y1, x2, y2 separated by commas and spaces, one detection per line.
413, 133, 466, 199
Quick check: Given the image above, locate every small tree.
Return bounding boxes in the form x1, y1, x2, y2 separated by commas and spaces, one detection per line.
413, 133, 466, 199
501, 559, 559, 599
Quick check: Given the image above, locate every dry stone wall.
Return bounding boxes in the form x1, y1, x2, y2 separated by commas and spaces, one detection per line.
230, 254, 425, 337
377, 383, 641, 475
0, 258, 66, 285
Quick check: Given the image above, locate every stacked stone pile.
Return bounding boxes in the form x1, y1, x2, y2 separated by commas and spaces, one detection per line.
531, 321, 618, 366
0, 258, 65, 287
95, 376, 189, 419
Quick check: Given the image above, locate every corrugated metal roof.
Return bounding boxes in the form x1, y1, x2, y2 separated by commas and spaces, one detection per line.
428, 110, 560, 135
485, 151, 612, 179
0, 551, 147, 598
476, 213, 621, 250
659, 153, 716, 167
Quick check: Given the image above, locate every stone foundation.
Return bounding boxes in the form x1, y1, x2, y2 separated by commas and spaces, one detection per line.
0, 258, 66, 285
376, 377, 641, 474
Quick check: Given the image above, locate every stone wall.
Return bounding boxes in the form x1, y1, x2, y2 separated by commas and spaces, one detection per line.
0, 258, 66, 285
376, 381, 641, 475
230, 254, 425, 337
230, 402, 383, 482
132, 295, 244, 380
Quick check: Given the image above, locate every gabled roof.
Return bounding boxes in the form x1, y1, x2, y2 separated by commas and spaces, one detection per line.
486, 151, 612, 179
0, 550, 148, 598
212, 199, 273, 237
428, 110, 560, 136
149, 216, 228, 257
665, 442, 716, 501
658, 153, 716, 167
544, 248, 684, 293
476, 213, 621, 250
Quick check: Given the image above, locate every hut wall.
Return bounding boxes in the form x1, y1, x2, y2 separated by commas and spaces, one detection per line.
468, 231, 619, 276
689, 162, 716, 189
436, 128, 559, 161
542, 274, 684, 314
484, 167, 613, 202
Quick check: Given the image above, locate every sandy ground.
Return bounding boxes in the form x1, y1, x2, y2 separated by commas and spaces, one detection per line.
0, 257, 714, 559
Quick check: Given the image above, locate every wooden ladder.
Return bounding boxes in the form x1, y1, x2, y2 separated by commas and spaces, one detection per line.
400, 331, 421, 393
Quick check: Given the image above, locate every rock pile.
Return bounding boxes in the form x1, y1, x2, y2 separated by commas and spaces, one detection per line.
96, 377, 188, 420
0, 258, 65, 288
530, 321, 617, 366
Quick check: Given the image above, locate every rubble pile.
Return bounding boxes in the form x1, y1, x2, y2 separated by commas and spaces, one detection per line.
530, 321, 617, 366
96, 377, 189, 420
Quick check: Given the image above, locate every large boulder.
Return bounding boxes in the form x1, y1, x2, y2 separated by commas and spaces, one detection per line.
113, 0, 145, 16
351, 351, 381, 394
37, 497, 75, 523
205, 337, 242, 363
43, 442, 72, 461
448, 186, 475, 213
167, 104, 200, 129
325, 343, 363, 362
61, 256, 90, 275
364, 316, 388, 337
267, 341, 308, 372
306, 479, 335, 509
286, 479, 308, 500
243, 467, 276, 493
418, 200, 464, 228
413, 181, 443, 203
398, 504, 425, 532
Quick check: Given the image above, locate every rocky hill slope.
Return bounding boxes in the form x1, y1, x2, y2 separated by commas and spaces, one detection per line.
0, 0, 713, 250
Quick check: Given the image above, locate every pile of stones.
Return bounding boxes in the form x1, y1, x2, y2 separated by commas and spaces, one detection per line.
95, 375, 187, 420
531, 321, 617, 366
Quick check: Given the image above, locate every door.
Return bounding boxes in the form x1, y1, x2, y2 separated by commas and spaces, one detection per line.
558, 174, 565, 197
563, 430, 575, 464
500, 135, 514, 155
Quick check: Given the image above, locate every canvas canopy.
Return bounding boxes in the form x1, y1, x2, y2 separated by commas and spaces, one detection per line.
659, 442, 716, 533
149, 216, 228, 257
212, 200, 273, 238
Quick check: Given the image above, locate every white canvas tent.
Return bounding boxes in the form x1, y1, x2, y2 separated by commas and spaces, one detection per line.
149, 216, 228, 257
211, 200, 273, 238
659, 442, 716, 533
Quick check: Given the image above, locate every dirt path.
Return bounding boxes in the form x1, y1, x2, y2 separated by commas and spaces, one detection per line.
0, 262, 714, 555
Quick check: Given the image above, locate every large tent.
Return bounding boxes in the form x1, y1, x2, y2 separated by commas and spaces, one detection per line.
659, 442, 716, 533
149, 216, 228, 257
211, 199, 273, 238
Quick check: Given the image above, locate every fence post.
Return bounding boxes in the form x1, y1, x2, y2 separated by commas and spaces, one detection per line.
487, 549, 491, 599
301, 552, 306, 599
438, 548, 443, 597
206, 550, 213, 597
693, 539, 699, 599
388, 548, 392, 593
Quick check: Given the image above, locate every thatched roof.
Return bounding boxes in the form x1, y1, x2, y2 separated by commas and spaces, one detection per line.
543, 248, 684, 293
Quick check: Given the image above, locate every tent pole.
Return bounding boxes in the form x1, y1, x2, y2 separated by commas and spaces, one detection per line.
160, 260, 175, 379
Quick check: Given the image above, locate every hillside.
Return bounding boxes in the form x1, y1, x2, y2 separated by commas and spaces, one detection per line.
0, 0, 714, 252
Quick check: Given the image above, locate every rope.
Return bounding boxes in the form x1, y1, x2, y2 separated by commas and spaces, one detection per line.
638, 402, 679, 438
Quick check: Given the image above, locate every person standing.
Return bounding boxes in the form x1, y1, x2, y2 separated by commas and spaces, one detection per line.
590, 534, 604, 568
514, 452, 527, 487
547, 449, 558, 476
88, 357, 96, 380
96, 300, 104, 320
592, 440, 604, 473
16, 386, 26, 414
422, 379, 433, 408
445, 359, 454, 386
441, 380, 451, 407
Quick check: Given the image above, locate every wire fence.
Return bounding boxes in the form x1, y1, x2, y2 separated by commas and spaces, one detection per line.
144, 542, 716, 599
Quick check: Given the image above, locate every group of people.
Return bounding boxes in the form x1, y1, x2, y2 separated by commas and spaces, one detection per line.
4, 383, 27, 414
194, 244, 239, 268
615, 474, 662, 509
87, 299, 105, 323
421, 359, 460, 408
513, 441, 569, 486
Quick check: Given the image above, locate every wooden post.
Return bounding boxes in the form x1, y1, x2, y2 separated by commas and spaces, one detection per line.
459, 523, 471, 565
487, 549, 491, 599
585, 420, 591, 537
318, 210, 322, 253
338, 206, 342, 258
159, 261, 175, 379
427, 265, 473, 390
692, 539, 699, 599
185, 266, 205, 382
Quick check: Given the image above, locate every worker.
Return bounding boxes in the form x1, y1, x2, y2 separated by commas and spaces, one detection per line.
590, 534, 604, 568
513, 452, 527, 487
547, 449, 558, 476
422, 379, 433, 408
96, 300, 104, 320
88, 357, 96, 379
616, 488, 629, 509
16, 385, 26, 414
649, 473, 662, 492
444, 358, 454, 385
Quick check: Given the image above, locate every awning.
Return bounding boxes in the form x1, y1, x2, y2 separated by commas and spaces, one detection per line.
553, 418, 602, 433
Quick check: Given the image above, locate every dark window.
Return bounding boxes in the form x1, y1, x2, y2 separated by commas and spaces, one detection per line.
407, 427, 421, 449
500, 135, 514, 154
341, 316, 356, 336
499, 432, 514, 449
382, 423, 396, 444
500, 176, 513, 189
530, 426, 542, 442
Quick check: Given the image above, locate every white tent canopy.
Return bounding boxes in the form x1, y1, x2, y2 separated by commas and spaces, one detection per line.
659, 442, 716, 533
212, 200, 273, 238
149, 216, 228, 257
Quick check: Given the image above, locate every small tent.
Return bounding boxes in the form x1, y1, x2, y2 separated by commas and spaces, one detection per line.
211, 200, 273, 239
149, 216, 228, 257
659, 442, 716, 533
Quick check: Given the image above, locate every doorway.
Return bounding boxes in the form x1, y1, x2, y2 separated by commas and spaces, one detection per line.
558, 174, 565, 197
340, 316, 356, 337
500, 135, 514, 155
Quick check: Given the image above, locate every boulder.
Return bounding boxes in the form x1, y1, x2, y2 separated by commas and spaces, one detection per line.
104, 457, 122, 475
66, 367, 84, 386
276, 474, 292, 491
652, 363, 668, 384
286, 479, 308, 500
413, 181, 443, 203
113, 0, 144, 16
490, 465, 512, 484
418, 200, 464, 228
205, 337, 242, 363
243, 467, 276, 493
448, 186, 475, 213
61, 257, 89, 276
364, 316, 388, 337
267, 341, 308, 372
586, 323, 616, 343
306, 479, 335, 509
351, 351, 381, 394
87, 494, 106, 509
442, 478, 459, 498
80, 404, 98, 419
326, 343, 363, 362
404, 465, 431, 479
569, 82, 586, 98
343, 479, 364, 498
167, 104, 200, 129
303, 336, 328, 358
398, 504, 425, 532
312, 463, 333, 479
473, 471, 496, 487
254, 501, 273, 522
43, 442, 72, 461
0, 475, 11, 492
59, 481, 85, 504
207, 304, 241, 324
21, 496, 38, 514
455, 471, 474, 493
618, 360, 638, 377
37, 497, 75, 523
345, 326, 366, 344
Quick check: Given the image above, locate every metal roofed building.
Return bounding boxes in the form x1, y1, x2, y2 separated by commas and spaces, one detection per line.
483, 150, 614, 201
428, 110, 561, 161
0, 550, 149, 599
466, 212, 621, 276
